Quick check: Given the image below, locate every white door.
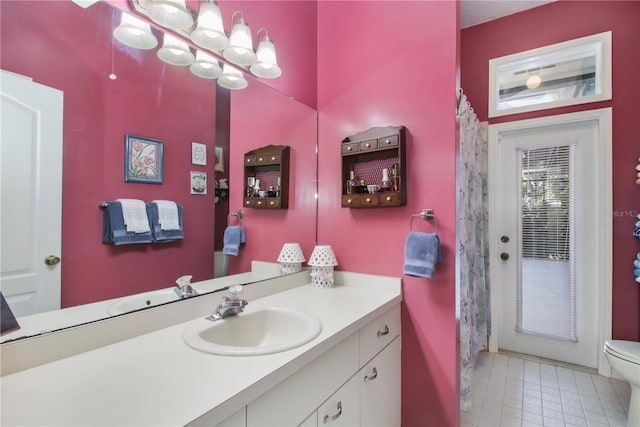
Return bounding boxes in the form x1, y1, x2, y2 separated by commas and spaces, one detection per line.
489, 109, 612, 369
0, 70, 63, 317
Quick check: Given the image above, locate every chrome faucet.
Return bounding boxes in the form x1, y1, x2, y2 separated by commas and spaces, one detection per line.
207, 285, 248, 321
174, 275, 198, 299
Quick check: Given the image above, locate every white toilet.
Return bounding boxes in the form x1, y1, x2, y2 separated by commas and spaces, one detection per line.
604, 340, 640, 427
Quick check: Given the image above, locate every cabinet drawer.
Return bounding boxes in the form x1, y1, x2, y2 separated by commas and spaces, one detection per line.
317, 374, 359, 427
360, 195, 379, 207
256, 153, 281, 164
247, 332, 359, 426
342, 143, 359, 154
264, 198, 280, 208
359, 139, 377, 151
359, 304, 400, 366
378, 135, 398, 148
342, 195, 361, 208
378, 192, 401, 206
245, 155, 257, 165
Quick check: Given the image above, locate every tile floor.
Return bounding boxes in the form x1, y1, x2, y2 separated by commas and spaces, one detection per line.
461, 351, 632, 427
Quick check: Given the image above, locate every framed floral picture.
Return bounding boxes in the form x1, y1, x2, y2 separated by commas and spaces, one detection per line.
191, 171, 207, 195
124, 134, 163, 184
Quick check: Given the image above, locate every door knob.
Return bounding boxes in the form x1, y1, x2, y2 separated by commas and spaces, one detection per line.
44, 255, 61, 266
500, 252, 510, 261
501, 235, 510, 243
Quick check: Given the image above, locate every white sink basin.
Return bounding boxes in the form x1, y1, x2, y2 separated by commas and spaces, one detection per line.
107, 288, 180, 315
182, 307, 322, 356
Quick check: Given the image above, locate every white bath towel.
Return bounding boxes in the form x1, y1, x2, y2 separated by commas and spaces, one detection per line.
152, 200, 180, 231
116, 198, 150, 233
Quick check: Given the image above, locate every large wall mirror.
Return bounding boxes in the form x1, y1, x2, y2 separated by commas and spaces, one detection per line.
0, 0, 318, 342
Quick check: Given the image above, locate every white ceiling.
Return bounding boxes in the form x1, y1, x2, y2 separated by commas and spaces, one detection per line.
460, 0, 557, 29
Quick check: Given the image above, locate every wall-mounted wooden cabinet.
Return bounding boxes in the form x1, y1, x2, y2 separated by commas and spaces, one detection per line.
341, 126, 406, 208
243, 145, 290, 209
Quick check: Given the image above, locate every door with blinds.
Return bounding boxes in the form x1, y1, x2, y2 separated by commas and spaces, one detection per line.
491, 111, 610, 369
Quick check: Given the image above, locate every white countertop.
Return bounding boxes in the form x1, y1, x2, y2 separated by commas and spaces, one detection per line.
1, 273, 401, 426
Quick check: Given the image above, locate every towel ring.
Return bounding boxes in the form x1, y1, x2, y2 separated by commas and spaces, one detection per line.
410, 209, 438, 233
227, 210, 244, 226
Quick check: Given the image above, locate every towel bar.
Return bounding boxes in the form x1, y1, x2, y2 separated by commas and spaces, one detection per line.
410, 209, 438, 233
227, 210, 244, 226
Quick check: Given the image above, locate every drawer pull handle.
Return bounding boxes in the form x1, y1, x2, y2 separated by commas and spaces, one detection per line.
323, 401, 342, 424
365, 143, 371, 148
377, 325, 389, 337
347, 147, 352, 151
386, 196, 391, 201
271, 156, 276, 160
364, 367, 378, 382
365, 197, 371, 203
385, 139, 391, 144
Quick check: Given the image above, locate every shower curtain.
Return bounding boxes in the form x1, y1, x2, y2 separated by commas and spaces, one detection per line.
457, 90, 491, 411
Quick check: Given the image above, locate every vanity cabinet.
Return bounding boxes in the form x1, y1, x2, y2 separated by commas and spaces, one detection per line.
341, 126, 406, 208
243, 145, 290, 209
242, 304, 401, 427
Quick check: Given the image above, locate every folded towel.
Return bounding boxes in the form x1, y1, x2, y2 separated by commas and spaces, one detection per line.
102, 201, 153, 245
222, 225, 246, 256
116, 198, 150, 233
146, 202, 184, 243
152, 200, 180, 231
403, 231, 441, 279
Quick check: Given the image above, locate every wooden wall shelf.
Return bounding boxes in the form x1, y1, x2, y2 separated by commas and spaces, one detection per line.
341, 126, 406, 208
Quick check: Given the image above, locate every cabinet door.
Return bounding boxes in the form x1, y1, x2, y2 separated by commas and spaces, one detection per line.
360, 337, 401, 427
317, 374, 359, 427
298, 411, 317, 427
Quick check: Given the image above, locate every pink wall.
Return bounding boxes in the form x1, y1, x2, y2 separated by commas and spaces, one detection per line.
317, 2, 459, 425
228, 81, 318, 273
1, 1, 217, 306
461, 0, 640, 341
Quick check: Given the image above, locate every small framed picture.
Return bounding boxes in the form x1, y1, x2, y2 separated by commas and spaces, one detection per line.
191, 171, 207, 195
215, 146, 224, 172
124, 134, 163, 184
191, 142, 207, 166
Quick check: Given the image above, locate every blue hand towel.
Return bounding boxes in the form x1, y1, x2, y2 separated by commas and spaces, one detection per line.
146, 202, 184, 243
403, 231, 441, 279
102, 201, 153, 245
223, 225, 246, 256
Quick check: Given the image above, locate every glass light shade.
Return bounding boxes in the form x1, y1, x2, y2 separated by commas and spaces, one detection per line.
217, 63, 248, 90
526, 74, 542, 89
147, 0, 194, 31
250, 34, 281, 79
113, 12, 158, 50
190, 1, 229, 51
223, 13, 256, 66
190, 50, 222, 79
157, 34, 195, 66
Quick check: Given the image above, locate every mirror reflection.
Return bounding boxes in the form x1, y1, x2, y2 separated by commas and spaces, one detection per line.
0, 0, 317, 342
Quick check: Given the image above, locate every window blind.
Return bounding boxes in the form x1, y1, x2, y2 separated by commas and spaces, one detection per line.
516, 144, 577, 341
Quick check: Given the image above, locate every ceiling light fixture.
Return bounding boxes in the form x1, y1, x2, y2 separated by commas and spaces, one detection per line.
113, 12, 158, 50
190, 50, 223, 79
526, 74, 542, 89
190, 0, 229, 51
223, 11, 256, 66
250, 28, 282, 79
147, 0, 194, 31
157, 33, 195, 66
